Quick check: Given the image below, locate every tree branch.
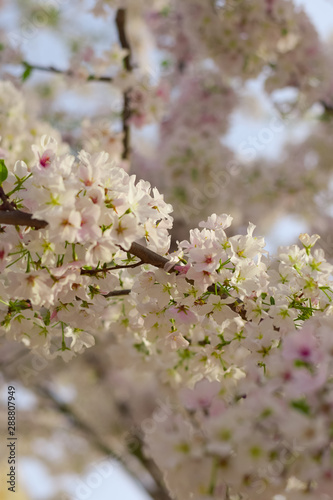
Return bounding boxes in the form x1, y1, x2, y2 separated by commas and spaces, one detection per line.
81, 260, 143, 276
116, 8, 133, 161
37, 383, 172, 500
82, 354, 172, 500
0, 207, 246, 316
36, 384, 123, 459
125, 242, 171, 270
0, 186, 16, 211
0, 210, 48, 228
0, 209, 172, 270
104, 289, 132, 298
22, 61, 114, 82
115, 9, 133, 73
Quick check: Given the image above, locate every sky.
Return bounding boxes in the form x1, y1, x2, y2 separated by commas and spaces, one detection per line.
11, 0, 333, 499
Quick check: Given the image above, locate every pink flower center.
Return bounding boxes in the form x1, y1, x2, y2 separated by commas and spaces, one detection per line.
39, 152, 51, 168
299, 347, 311, 358
197, 397, 210, 408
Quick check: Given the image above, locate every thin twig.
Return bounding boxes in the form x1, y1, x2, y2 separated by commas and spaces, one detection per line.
0, 186, 16, 211
22, 61, 114, 82
81, 260, 143, 276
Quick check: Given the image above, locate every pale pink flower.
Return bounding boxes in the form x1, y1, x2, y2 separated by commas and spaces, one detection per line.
77, 202, 102, 243
181, 378, 221, 411
167, 304, 197, 324
48, 209, 82, 243
0, 241, 12, 271
7, 271, 52, 306
283, 327, 323, 365
165, 331, 189, 350
111, 213, 143, 250
199, 213, 233, 231
85, 238, 117, 266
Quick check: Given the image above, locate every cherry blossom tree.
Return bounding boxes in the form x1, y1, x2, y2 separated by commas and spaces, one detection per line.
1, 1, 333, 499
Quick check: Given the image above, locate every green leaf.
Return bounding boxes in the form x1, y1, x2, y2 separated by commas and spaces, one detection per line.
291, 398, 311, 415
0, 159, 8, 184
160, 6, 170, 16
134, 342, 150, 356
22, 62, 33, 82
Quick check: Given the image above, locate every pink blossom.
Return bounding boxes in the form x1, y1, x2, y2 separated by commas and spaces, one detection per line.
38, 149, 55, 169
181, 378, 221, 411
167, 304, 197, 324
0, 242, 12, 271
174, 263, 190, 275
282, 327, 323, 365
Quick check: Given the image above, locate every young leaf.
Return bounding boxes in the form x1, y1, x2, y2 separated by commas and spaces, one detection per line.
0, 159, 8, 184
22, 62, 33, 82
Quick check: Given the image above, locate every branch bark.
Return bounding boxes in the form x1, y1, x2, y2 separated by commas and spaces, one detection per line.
0, 186, 16, 211
22, 61, 114, 82
0, 210, 171, 269
37, 383, 172, 500
116, 8, 133, 161
81, 260, 143, 276
104, 289, 132, 298
82, 354, 172, 500
0, 208, 246, 316
0, 210, 48, 228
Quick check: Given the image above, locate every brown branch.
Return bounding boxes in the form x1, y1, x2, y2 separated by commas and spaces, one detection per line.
82, 355, 172, 500
104, 289, 131, 298
0, 207, 245, 316
0, 210, 48, 229
116, 9, 133, 161
22, 61, 114, 83
0, 187, 16, 211
37, 383, 172, 500
0, 208, 174, 268
81, 260, 143, 276
126, 242, 171, 269
36, 384, 123, 458
115, 10, 133, 73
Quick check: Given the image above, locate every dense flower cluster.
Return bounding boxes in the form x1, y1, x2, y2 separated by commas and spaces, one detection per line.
2, 0, 333, 499
147, 318, 333, 499
0, 81, 67, 166
156, 71, 236, 215
1, 148, 333, 497
113, 215, 333, 385
148, 0, 326, 103
0, 136, 172, 359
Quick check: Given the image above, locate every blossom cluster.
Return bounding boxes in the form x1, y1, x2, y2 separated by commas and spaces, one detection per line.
1, 140, 333, 498
146, 318, 333, 500
156, 71, 236, 216
160, 0, 326, 106
0, 136, 172, 358
0, 81, 67, 167
110, 215, 332, 379
2, 0, 333, 496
